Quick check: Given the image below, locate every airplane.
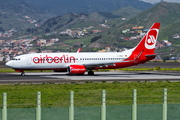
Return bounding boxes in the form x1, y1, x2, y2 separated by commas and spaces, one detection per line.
5, 23, 160, 76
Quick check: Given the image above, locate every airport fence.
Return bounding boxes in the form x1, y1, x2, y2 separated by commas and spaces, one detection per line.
0, 88, 180, 120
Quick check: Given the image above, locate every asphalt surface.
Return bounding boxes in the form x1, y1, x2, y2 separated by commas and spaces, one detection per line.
0, 71, 180, 84
1, 62, 180, 84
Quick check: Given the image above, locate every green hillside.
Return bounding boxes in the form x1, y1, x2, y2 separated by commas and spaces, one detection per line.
124, 2, 180, 26
15, 7, 141, 37
25, 0, 152, 15
21, 2, 180, 52
3, 1, 180, 54
114, 2, 180, 54
160, 21, 180, 40
91, 2, 180, 49
0, 0, 52, 31
121, 2, 180, 38
0, 0, 151, 33
16, 7, 142, 52
30, 7, 141, 34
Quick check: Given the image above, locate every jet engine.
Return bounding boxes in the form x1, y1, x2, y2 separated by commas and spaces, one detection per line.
67, 65, 86, 74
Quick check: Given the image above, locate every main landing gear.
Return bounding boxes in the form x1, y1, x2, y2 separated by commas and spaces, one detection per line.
21, 71, 25, 76
88, 70, 94, 75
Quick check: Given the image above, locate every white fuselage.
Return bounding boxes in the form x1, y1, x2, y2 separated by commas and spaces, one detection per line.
6, 50, 133, 70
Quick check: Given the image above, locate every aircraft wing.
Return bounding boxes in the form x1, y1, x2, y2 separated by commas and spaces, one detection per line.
83, 61, 129, 69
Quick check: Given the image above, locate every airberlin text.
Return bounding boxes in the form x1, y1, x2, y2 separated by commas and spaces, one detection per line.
32, 55, 76, 64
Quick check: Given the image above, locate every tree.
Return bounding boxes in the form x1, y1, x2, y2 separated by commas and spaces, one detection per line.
0, 27, 5, 32
45, 28, 50, 33
91, 35, 102, 42
52, 20, 57, 25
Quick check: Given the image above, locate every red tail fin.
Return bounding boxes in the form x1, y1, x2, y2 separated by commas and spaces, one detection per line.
134, 23, 160, 54
126, 23, 160, 63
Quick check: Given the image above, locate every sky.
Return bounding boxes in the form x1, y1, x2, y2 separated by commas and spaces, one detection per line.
140, 0, 180, 4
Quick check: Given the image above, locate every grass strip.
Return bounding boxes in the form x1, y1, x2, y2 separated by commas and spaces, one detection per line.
0, 82, 179, 108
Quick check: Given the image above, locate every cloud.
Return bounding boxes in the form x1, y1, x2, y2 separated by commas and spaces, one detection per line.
140, 0, 180, 4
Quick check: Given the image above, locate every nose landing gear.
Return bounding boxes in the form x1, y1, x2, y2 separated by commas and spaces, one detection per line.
15, 70, 25, 76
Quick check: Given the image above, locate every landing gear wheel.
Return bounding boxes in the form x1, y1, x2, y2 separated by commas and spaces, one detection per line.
21, 72, 25, 76
88, 70, 94, 75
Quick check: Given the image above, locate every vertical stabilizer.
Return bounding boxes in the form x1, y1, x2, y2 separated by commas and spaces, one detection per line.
133, 23, 160, 55
126, 23, 160, 62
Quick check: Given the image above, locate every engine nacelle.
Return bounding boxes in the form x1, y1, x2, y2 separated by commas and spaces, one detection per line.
68, 65, 86, 74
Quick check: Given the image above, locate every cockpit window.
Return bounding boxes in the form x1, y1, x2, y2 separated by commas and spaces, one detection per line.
12, 58, 21, 61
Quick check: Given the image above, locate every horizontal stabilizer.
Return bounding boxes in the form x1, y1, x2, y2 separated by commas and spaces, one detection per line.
145, 54, 157, 57
146, 52, 171, 57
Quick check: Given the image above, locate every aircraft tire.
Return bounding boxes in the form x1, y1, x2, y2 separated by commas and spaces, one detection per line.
88, 70, 94, 75
21, 72, 25, 76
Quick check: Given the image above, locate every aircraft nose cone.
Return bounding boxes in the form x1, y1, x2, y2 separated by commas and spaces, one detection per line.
5, 61, 14, 68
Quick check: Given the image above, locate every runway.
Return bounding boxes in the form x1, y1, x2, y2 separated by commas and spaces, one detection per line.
1, 71, 180, 84
1, 62, 180, 84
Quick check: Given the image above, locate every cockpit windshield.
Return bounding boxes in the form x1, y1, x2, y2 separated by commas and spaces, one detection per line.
12, 58, 21, 61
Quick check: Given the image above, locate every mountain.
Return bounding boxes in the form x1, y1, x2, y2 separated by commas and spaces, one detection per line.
3, 1, 180, 54
118, 2, 180, 40
0, 0, 52, 31
122, 2, 180, 28
17, 7, 142, 37
37, 1, 180, 52
98, 1, 180, 53
25, 0, 153, 15
0, 0, 152, 33
8, 6, 141, 52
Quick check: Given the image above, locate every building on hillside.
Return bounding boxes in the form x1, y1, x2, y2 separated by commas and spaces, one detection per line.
122, 17, 126, 21
162, 40, 172, 46
122, 29, 130, 33
92, 29, 103, 33
132, 26, 144, 30
173, 33, 180, 38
